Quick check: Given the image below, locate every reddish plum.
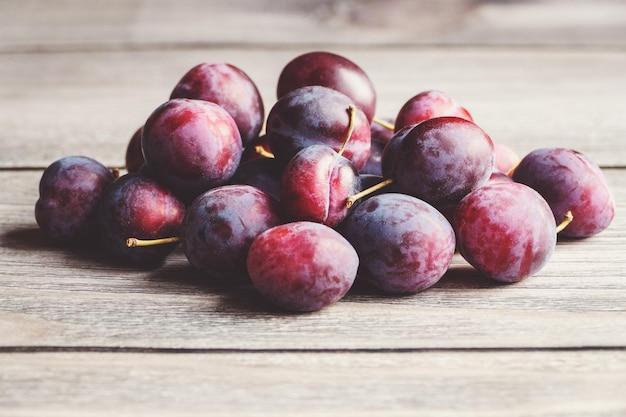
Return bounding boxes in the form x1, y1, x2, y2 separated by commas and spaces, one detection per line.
280, 144, 360, 228
183, 185, 282, 282
247, 221, 358, 312
488, 171, 515, 184
454, 182, 556, 282
277, 51, 377, 122
383, 117, 495, 208
341, 193, 455, 294
512, 147, 615, 238
170, 62, 264, 146
394, 90, 473, 132
35, 156, 116, 243
97, 173, 186, 266
494, 142, 520, 175
142, 98, 242, 199
266, 86, 371, 170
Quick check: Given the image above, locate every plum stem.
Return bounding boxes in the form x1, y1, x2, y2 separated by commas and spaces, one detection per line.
372, 117, 395, 131
126, 237, 181, 247
337, 104, 356, 156
110, 167, 122, 178
255, 145, 275, 159
556, 210, 574, 233
345, 178, 394, 208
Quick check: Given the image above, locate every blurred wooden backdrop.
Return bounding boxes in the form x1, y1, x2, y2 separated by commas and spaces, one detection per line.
2, 0, 626, 48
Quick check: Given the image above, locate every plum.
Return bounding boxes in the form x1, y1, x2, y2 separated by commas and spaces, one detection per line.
512, 147, 615, 238
183, 184, 282, 282
493, 142, 520, 175
247, 221, 359, 312
454, 182, 557, 282
266, 86, 371, 170
170, 62, 264, 146
35, 155, 116, 243
228, 157, 284, 202
394, 90, 473, 132
341, 193, 455, 294
124, 126, 144, 173
97, 173, 186, 266
141, 98, 242, 199
280, 144, 360, 228
277, 51, 377, 122
383, 117, 495, 208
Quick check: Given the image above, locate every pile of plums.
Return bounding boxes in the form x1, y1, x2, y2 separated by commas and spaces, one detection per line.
35, 51, 616, 312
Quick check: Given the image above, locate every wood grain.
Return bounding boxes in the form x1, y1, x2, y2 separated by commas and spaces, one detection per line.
1, 47, 625, 169
2, 169, 624, 349
1, 0, 625, 50
1, 350, 625, 416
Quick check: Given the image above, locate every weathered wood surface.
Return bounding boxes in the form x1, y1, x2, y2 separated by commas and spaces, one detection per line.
1, 350, 625, 417
1, 0, 625, 50
1, 1, 625, 416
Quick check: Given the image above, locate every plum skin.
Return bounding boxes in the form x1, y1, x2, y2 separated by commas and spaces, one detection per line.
341, 193, 456, 294
97, 173, 186, 266
383, 116, 495, 208
512, 147, 615, 238
170, 62, 264, 146
266, 85, 371, 171
125, 126, 144, 173
35, 155, 116, 243
247, 221, 359, 312
183, 184, 283, 282
276, 51, 377, 122
280, 144, 360, 228
394, 90, 473, 132
141, 98, 242, 198
454, 182, 556, 283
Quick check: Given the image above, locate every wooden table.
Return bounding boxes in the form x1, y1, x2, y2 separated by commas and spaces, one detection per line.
1, 1, 625, 415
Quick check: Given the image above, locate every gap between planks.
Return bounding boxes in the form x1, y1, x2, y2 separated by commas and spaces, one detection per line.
1, 346, 624, 354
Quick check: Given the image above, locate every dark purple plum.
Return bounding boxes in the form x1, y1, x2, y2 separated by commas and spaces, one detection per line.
170, 62, 264, 146
512, 147, 615, 238
359, 117, 395, 176
280, 144, 360, 228
247, 221, 358, 312
266, 86, 371, 170
341, 193, 455, 294
97, 173, 186, 266
125, 126, 144, 173
183, 184, 282, 282
276, 51, 377, 122
35, 155, 116, 243
228, 157, 284, 202
380, 124, 414, 180
383, 117, 495, 208
394, 90, 473, 132
454, 182, 556, 282
142, 98, 242, 199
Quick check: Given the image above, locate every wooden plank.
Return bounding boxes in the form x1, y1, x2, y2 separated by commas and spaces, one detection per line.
0, 47, 625, 169
2, 169, 624, 349
1, 350, 625, 416
1, 0, 625, 50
